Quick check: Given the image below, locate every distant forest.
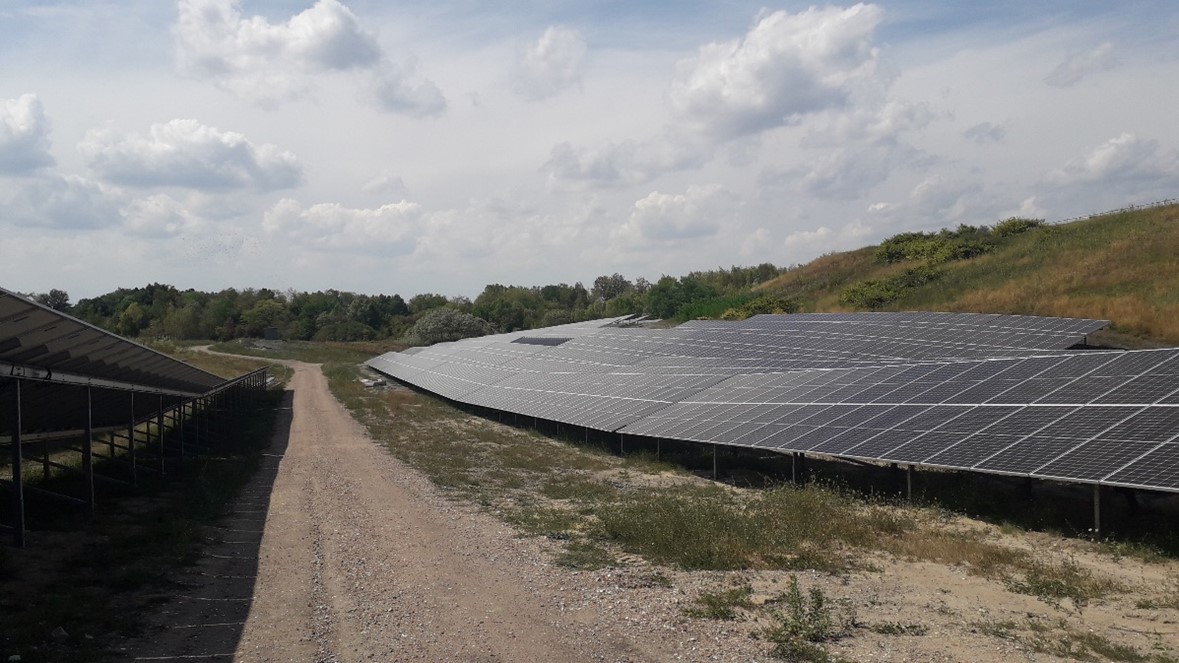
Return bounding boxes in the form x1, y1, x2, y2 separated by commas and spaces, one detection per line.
26, 264, 787, 343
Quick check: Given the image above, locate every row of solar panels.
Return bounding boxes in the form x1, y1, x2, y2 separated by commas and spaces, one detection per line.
366, 312, 1179, 493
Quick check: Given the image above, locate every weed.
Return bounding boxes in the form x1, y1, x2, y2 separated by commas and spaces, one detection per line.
1134, 576, 1179, 610
763, 576, 854, 661
683, 584, 754, 620
1003, 557, 1120, 610
869, 621, 928, 636
644, 571, 674, 588
554, 540, 617, 570
501, 505, 580, 538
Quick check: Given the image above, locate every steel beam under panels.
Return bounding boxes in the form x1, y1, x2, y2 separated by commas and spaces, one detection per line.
3, 367, 270, 547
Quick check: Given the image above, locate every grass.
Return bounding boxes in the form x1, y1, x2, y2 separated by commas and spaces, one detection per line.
869, 622, 928, 636
683, 583, 754, 620
1003, 556, 1122, 610
757, 203, 1179, 344
975, 617, 1168, 663
1134, 576, 1179, 610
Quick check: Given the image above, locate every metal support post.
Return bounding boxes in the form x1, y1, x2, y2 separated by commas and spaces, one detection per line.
83, 386, 94, 515
656, 439, 661, 461
619, 433, 625, 455
906, 465, 913, 502
1093, 485, 1102, 535
158, 395, 165, 477
712, 446, 718, 480
178, 400, 186, 460
128, 392, 137, 487
12, 380, 26, 547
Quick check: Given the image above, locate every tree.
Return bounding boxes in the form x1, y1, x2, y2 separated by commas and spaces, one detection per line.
408, 293, 449, 314
591, 273, 632, 301
406, 308, 496, 345
33, 289, 70, 311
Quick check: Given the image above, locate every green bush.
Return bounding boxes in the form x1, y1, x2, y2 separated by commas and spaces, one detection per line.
720, 296, 801, 320
839, 266, 943, 311
404, 307, 497, 345
992, 217, 1045, 238
875, 225, 997, 265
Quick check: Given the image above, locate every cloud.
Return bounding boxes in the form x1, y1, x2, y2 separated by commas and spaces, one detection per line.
963, 121, 1006, 144
370, 59, 447, 118
1044, 41, 1117, 87
998, 196, 1048, 220
121, 193, 206, 237
804, 101, 937, 148
0, 94, 55, 174
262, 198, 423, 254
361, 171, 406, 195
797, 149, 892, 200
668, 4, 884, 138
79, 118, 302, 190
615, 184, 734, 242
543, 133, 709, 187
511, 26, 587, 101
1047, 133, 1178, 187
174, 0, 445, 115
0, 175, 121, 229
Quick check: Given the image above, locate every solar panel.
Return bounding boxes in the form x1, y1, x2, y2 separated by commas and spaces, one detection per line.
365, 312, 1179, 494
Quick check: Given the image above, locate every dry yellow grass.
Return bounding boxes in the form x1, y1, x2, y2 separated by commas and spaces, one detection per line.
759, 203, 1179, 343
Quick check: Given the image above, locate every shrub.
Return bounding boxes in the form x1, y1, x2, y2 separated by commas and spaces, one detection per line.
404, 307, 497, 345
992, 217, 1045, 238
720, 296, 802, 320
839, 267, 943, 311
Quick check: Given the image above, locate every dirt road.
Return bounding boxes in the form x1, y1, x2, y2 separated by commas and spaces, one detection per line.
236, 362, 609, 661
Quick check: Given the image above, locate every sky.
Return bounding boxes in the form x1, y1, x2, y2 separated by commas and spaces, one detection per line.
2, 1, 1178, 301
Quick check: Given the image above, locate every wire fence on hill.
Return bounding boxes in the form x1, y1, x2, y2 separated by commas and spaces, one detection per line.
1052, 197, 1176, 226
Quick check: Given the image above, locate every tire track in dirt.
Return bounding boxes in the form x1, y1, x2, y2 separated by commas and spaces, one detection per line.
232, 362, 655, 662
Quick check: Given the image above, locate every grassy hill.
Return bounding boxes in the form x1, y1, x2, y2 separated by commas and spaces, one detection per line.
757, 202, 1179, 344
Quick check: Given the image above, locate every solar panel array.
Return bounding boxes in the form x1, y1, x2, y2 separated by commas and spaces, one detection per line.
366, 312, 1179, 493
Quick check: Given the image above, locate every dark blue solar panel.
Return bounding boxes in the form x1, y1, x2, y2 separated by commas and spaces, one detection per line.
1035, 439, 1161, 481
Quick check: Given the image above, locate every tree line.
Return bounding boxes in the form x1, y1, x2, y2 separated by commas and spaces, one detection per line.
25, 263, 785, 343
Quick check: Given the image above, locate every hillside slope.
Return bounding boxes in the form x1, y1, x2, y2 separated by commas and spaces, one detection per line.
759, 202, 1179, 344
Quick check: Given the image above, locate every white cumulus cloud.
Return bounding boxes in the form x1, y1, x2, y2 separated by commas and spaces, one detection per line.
1048, 133, 1178, 186
0, 175, 121, 229
616, 184, 735, 242
1044, 41, 1117, 88
511, 26, 587, 101
121, 193, 206, 237
668, 4, 884, 138
174, 0, 445, 115
0, 94, 55, 174
263, 198, 423, 254
543, 134, 708, 187
79, 118, 303, 190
